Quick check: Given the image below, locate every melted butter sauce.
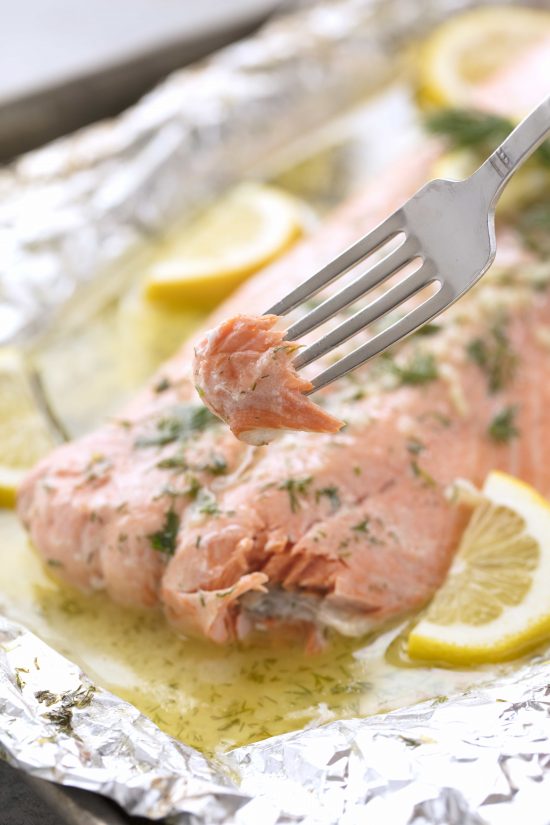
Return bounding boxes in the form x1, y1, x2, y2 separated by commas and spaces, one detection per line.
2, 510, 543, 755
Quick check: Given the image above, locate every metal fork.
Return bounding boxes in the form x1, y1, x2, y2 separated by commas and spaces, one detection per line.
266, 95, 550, 392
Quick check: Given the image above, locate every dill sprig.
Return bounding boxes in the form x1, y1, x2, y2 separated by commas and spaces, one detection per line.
278, 476, 313, 512
135, 404, 218, 448
394, 352, 439, 386
488, 405, 519, 443
466, 322, 517, 393
148, 510, 180, 555
425, 108, 550, 168
519, 203, 550, 256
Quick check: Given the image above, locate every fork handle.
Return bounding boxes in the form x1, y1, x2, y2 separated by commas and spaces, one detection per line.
472, 95, 550, 204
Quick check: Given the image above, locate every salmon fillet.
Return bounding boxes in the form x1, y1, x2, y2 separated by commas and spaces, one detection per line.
193, 314, 343, 445
17, 45, 550, 647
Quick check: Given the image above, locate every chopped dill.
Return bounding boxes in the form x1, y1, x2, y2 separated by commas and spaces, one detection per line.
425, 108, 512, 153
519, 203, 550, 257
414, 323, 442, 337
410, 459, 437, 487
135, 404, 218, 448
202, 454, 228, 475
488, 405, 519, 443
466, 322, 516, 393
315, 486, 341, 511
352, 518, 370, 533
148, 510, 180, 556
153, 376, 171, 393
394, 352, 439, 386
278, 476, 313, 512
157, 454, 188, 471
198, 494, 221, 516
185, 475, 202, 499
215, 586, 236, 599
36, 684, 96, 736
14, 667, 29, 690
406, 438, 426, 455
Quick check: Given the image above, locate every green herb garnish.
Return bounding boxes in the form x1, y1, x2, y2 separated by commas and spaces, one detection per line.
519, 203, 550, 257
315, 486, 341, 511
406, 439, 426, 455
488, 405, 519, 443
352, 518, 370, 533
425, 108, 550, 167
148, 510, 180, 556
157, 454, 188, 470
278, 476, 313, 512
198, 493, 221, 516
466, 322, 517, 393
135, 404, 218, 448
394, 352, 439, 386
202, 454, 228, 475
36, 685, 96, 735
410, 459, 436, 487
414, 323, 442, 337
153, 377, 171, 393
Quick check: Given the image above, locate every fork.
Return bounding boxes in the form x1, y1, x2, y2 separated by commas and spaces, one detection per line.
266, 95, 550, 393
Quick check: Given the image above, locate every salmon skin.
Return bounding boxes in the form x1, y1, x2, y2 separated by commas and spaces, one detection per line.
193, 313, 343, 445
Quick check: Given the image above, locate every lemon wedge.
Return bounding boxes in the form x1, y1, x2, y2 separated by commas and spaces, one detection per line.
418, 6, 550, 110
432, 150, 550, 215
408, 471, 550, 664
144, 183, 304, 309
0, 349, 56, 508
117, 287, 204, 387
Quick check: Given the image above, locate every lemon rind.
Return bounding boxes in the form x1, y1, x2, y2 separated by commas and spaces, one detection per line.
408, 471, 550, 664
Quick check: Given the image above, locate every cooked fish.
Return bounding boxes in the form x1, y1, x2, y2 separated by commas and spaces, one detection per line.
17, 47, 550, 647
193, 313, 343, 445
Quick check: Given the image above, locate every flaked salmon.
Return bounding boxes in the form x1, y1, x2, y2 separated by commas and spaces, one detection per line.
17, 44, 550, 648
193, 314, 343, 445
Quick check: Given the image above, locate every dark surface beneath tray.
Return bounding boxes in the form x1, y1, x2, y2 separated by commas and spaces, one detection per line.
0, 760, 154, 824
1, 762, 60, 825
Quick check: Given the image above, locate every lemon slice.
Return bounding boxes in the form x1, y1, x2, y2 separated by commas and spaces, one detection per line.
117, 287, 204, 387
418, 6, 550, 110
433, 150, 550, 215
408, 471, 550, 664
0, 349, 56, 508
144, 183, 303, 309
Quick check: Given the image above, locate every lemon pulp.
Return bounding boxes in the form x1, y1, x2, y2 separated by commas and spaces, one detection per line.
409, 472, 550, 664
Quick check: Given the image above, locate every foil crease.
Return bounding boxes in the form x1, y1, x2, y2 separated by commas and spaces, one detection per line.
2, 612, 550, 825
2, 0, 550, 823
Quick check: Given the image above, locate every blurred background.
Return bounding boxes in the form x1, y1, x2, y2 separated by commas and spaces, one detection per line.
0, 0, 290, 159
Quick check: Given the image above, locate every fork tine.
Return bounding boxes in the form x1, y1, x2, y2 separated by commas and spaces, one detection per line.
265, 210, 404, 317
294, 263, 432, 370
307, 285, 452, 392
286, 236, 417, 341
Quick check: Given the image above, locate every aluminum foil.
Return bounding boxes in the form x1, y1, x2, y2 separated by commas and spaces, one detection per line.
2, 0, 550, 823
3, 612, 550, 824
1, 0, 536, 346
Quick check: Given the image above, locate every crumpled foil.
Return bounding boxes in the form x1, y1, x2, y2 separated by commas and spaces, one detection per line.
1, 0, 534, 346
2, 0, 550, 823
3, 612, 550, 824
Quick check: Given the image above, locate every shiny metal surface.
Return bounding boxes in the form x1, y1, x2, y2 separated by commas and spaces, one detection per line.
272, 95, 550, 391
